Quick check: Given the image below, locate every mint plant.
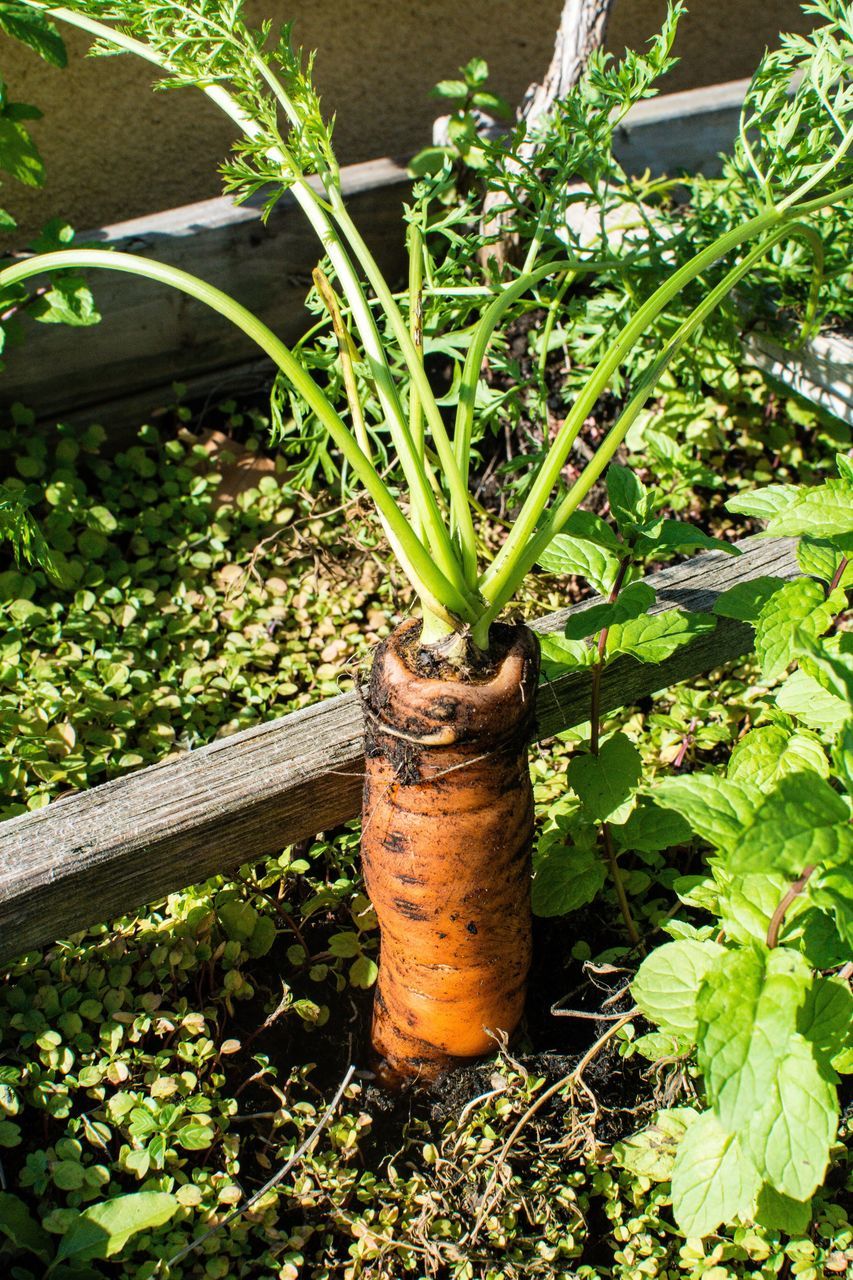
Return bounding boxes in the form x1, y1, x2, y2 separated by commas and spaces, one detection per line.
532, 463, 736, 944
618, 461, 853, 1238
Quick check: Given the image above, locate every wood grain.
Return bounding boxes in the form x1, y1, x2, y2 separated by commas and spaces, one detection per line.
0, 535, 798, 966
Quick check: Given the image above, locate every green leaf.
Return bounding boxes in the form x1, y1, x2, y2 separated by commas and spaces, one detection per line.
754, 1184, 812, 1235
776, 669, 850, 733
832, 720, 853, 794
605, 609, 716, 665
727, 485, 801, 520
560, 510, 623, 552
798, 632, 853, 704
32, 278, 100, 327
246, 914, 275, 958
797, 536, 853, 588
633, 520, 739, 558
797, 975, 853, 1072
0, 115, 44, 186
613, 1107, 697, 1182
471, 89, 511, 118
176, 1122, 215, 1150
632, 939, 725, 1040
538, 631, 595, 677
531, 841, 605, 917
696, 947, 811, 1133
811, 862, 853, 949
218, 901, 258, 942
745, 1033, 837, 1200
0, 1191, 51, 1261
607, 464, 650, 534
613, 800, 692, 853
651, 774, 757, 849
717, 871, 797, 946
538, 532, 622, 595
670, 1110, 761, 1239
753, 579, 840, 681
727, 725, 828, 790
568, 732, 642, 824
563, 581, 654, 641
0, 6, 66, 66
429, 78, 469, 103
55, 1192, 179, 1264
728, 771, 851, 878
349, 955, 378, 988
765, 479, 853, 539
712, 576, 785, 623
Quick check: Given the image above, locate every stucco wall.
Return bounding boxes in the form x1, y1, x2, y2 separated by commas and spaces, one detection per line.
2, 1, 815, 237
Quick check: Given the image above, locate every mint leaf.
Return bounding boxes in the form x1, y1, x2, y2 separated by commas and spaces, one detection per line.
632, 939, 725, 1040
833, 720, 853, 794
696, 948, 812, 1134
0, 1191, 51, 1261
614, 800, 692, 853
560, 509, 623, 552
56, 1191, 179, 1263
613, 1107, 697, 1182
568, 732, 642, 823
776, 669, 850, 734
727, 725, 828, 790
812, 862, 853, 949
754, 1184, 812, 1235
605, 609, 716, 665
798, 632, 853, 704
753, 578, 838, 681
716, 871, 802, 945
746, 1033, 837, 1200
531, 842, 605, 917
0, 7, 66, 66
765, 479, 853, 539
670, 1110, 761, 1239
797, 536, 853, 588
538, 631, 595, 678
633, 520, 739, 557
712, 577, 785, 623
563, 581, 655, 641
538, 533, 622, 595
798, 975, 853, 1072
728, 771, 851, 878
0, 115, 44, 187
652, 774, 757, 848
727, 485, 800, 519
607, 464, 650, 533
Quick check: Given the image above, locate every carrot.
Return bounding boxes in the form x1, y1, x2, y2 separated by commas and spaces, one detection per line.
361, 619, 540, 1085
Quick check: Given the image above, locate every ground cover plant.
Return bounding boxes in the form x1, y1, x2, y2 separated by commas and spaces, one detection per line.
0, 0, 852, 1272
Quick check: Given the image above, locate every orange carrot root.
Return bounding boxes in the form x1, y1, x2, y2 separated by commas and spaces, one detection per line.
361, 620, 540, 1085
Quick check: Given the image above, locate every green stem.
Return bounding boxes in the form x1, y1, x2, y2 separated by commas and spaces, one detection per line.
326, 188, 480, 590
0, 248, 478, 626
478, 207, 788, 608
31, 3, 474, 603
475, 216, 822, 631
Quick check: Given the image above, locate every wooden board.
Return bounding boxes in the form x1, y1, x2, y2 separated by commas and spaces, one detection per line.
6, 75, 827, 432
0, 535, 797, 966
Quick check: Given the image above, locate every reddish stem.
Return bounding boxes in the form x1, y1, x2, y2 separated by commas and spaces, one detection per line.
766, 865, 816, 949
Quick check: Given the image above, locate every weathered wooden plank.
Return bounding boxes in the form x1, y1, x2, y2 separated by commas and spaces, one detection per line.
0, 535, 797, 966
0, 77, 771, 429
0, 157, 412, 424
746, 330, 853, 425
612, 77, 748, 178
